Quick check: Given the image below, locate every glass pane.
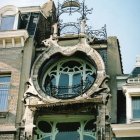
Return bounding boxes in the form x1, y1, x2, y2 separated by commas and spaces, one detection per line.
0, 16, 15, 31
73, 73, 81, 86
84, 135, 95, 140
56, 131, 80, 140
0, 90, 8, 111
0, 76, 10, 83
72, 73, 82, 95
132, 97, 140, 118
84, 75, 94, 90
58, 73, 69, 96
42, 136, 51, 140
0, 76, 10, 112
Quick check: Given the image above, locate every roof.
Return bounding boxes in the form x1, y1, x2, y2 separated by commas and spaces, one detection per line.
130, 67, 140, 78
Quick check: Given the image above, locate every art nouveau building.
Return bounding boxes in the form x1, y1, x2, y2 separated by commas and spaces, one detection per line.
0, 0, 139, 140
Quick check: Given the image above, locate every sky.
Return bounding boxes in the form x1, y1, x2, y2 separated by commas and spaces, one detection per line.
0, 0, 140, 74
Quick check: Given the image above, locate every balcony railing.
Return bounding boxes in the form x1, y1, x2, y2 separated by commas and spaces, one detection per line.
46, 80, 92, 99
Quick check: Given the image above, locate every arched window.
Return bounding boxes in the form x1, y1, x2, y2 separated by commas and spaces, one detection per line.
0, 5, 19, 31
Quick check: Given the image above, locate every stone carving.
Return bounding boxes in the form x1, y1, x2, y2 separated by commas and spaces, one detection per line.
31, 36, 107, 103
23, 78, 41, 105
22, 106, 35, 140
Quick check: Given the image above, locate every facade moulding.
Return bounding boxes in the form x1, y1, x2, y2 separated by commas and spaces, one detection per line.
0, 30, 29, 48
112, 124, 140, 138
0, 5, 18, 15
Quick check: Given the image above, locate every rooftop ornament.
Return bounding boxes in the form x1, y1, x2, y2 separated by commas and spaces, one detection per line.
61, 0, 81, 14
56, 0, 107, 41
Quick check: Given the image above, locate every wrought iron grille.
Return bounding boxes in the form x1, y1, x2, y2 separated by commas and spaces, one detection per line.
60, 22, 80, 36
56, 0, 107, 40
87, 25, 107, 41
46, 79, 92, 99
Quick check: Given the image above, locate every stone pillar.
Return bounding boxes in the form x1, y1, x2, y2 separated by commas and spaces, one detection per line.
52, 23, 58, 37
80, 19, 86, 34
96, 104, 106, 140
125, 92, 132, 124
96, 94, 112, 140
22, 106, 35, 140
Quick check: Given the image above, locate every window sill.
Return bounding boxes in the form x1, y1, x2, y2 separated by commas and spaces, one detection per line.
130, 119, 140, 123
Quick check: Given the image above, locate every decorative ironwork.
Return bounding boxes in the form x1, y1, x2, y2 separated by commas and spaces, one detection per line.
45, 79, 92, 99
61, 0, 81, 14
60, 22, 80, 36
56, 0, 107, 40
81, 0, 93, 20
57, 0, 93, 36
86, 25, 107, 41
57, 0, 93, 17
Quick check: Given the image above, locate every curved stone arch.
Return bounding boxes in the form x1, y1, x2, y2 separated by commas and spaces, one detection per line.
0, 5, 19, 15
31, 41, 106, 102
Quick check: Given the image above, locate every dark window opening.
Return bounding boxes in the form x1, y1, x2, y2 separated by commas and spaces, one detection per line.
38, 121, 52, 133
84, 119, 96, 132
117, 90, 126, 123
56, 122, 80, 132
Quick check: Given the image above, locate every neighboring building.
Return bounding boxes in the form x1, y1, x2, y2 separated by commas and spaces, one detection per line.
0, 0, 139, 140
112, 56, 140, 140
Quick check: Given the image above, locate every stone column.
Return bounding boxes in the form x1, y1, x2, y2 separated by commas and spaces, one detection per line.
80, 19, 86, 34
52, 23, 58, 37
96, 94, 111, 140
125, 92, 132, 124
22, 106, 35, 140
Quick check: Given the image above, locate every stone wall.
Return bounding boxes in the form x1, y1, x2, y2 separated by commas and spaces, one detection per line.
0, 134, 15, 140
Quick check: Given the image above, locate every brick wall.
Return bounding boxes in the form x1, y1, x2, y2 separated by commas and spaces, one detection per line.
0, 47, 22, 126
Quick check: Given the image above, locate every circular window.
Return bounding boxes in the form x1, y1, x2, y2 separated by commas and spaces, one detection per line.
38, 53, 97, 99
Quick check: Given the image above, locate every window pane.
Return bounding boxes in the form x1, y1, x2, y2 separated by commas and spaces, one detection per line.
73, 73, 81, 86
58, 73, 69, 95
0, 76, 10, 112
42, 136, 51, 140
0, 16, 15, 31
72, 73, 82, 95
56, 131, 80, 140
132, 97, 140, 119
0, 89, 9, 111
0, 76, 10, 83
84, 135, 95, 140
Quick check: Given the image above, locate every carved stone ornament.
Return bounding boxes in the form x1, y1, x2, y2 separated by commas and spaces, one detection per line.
24, 36, 108, 105
21, 106, 36, 140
